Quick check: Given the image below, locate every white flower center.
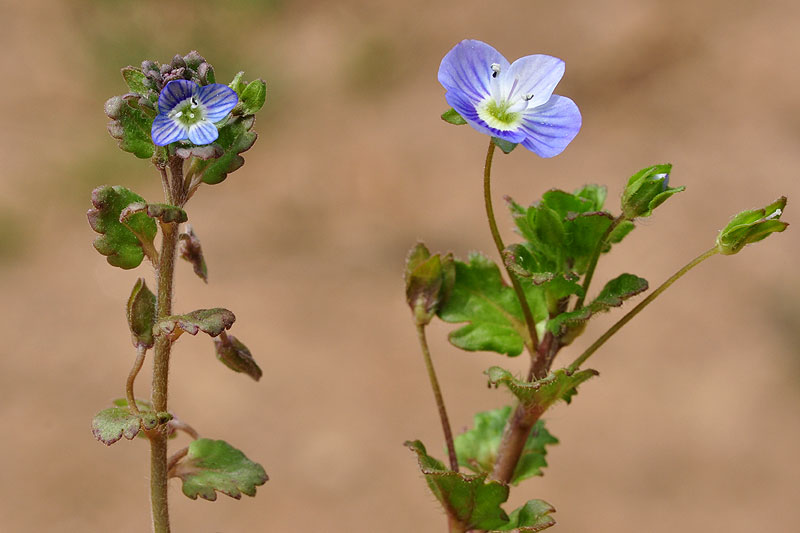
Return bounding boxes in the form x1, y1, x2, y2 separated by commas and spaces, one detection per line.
168, 96, 206, 126
476, 64, 535, 131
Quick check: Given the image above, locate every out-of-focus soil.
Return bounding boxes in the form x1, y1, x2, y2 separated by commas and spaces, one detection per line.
1, 0, 798, 531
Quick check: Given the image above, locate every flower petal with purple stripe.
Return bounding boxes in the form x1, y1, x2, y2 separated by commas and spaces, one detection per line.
158, 80, 197, 114
198, 84, 238, 122
187, 121, 219, 145
152, 112, 188, 146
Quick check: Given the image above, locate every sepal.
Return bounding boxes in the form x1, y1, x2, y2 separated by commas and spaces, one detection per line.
404, 243, 455, 326
214, 333, 262, 381
716, 197, 788, 255
621, 164, 684, 219
127, 278, 157, 348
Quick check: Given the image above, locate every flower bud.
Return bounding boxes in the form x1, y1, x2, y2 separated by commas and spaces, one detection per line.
404, 243, 455, 326
716, 197, 788, 255
621, 164, 684, 219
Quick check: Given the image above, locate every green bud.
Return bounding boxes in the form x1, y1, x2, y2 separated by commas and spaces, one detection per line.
621, 164, 684, 219
716, 197, 788, 255
404, 243, 455, 326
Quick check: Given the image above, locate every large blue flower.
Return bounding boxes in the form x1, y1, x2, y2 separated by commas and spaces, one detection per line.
438, 40, 581, 157
151, 80, 238, 147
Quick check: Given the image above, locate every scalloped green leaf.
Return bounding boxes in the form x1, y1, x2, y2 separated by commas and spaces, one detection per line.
121, 66, 151, 95
441, 107, 467, 125
88, 185, 157, 269
91, 405, 171, 445
127, 278, 156, 348
437, 253, 548, 357
493, 499, 556, 532
455, 406, 558, 486
178, 225, 208, 282
240, 79, 267, 115
156, 308, 236, 338
547, 273, 648, 334
405, 440, 510, 531
104, 95, 155, 159
172, 439, 268, 501
486, 367, 598, 410
214, 334, 262, 381
196, 116, 258, 185
121, 202, 188, 225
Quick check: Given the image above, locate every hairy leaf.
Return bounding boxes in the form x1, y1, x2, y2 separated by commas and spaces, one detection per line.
405, 440, 510, 530
104, 95, 155, 159
196, 116, 258, 185
92, 405, 171, 445
493, 499, 556, 532
214, 334, 262, 381
88, 185, 157, 269
172, 439, 268, 501
156, 308, 236, 339
455, 406, 558, 485
486, 367, 598, 410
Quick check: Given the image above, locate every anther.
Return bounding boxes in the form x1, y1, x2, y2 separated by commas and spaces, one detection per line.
490, 63, 501, 78
523, 93, 535, 101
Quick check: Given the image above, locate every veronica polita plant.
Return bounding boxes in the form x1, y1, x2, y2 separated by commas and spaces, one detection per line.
89, 51, 268, 532
404, 39, 789, 532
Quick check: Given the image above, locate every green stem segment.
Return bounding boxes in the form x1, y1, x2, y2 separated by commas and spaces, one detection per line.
568, 247, 719, 372
416, 323, 459, 472
483, 140, 540, 355
126, 346, 147, 415
574, 215, 625, 311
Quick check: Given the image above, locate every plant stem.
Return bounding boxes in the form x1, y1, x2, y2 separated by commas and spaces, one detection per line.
126, 345, 147, 415
149, 159, 184, 533
490, 403, 545, 484
568, 247, 719, 372
416, 323, 459, 472
573, 215, 624, 311
166, 446, 190, 474
482, 139, 540, 353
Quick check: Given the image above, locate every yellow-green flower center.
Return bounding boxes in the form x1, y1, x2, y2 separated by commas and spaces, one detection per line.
169, 97, 206, 127
477, 98, 522, 131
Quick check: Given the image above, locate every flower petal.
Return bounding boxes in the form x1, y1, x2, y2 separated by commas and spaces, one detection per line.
519, 95, 582, 158
438, 39, 509, 103
187, 120, 219, 145
445, 91, 526, 143
502, 55, 565, 108
151, 113, 188, 146
158, 80, 197, 113
197, 83, 238, 123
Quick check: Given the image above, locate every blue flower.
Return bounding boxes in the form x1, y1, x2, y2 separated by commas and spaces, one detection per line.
438, 40, 582, 157
151, 80, 238, 147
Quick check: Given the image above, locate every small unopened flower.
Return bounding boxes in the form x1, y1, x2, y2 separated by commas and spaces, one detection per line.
438, 39, 581, 157
151, 80, 238, 146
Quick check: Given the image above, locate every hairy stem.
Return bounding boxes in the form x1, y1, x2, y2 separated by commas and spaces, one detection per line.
483, 140, 540, 354
490, 403, 545, 484
416, 323, 458, 472
574, 215, 625, 311
126, 346, 147, 415
166, 446, 190, 474
568, 247, 719, 372
149, 160, 185, 533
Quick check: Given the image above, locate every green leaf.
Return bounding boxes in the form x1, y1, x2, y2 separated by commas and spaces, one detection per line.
104, 95, 155, 159
486, 367, 598, 410
437, 253, 547, 356
120, 202, 188, 225
547, 273, 648, 333
240, 79, 267, 115
493, 499, 556, 532
88, 185, 157, 269
716, 197, 789, 255
92, 405, 171, 446
493, 137, 518, 154
196, 116, 258, 185
127, 278, 156, 348
110, 399, 180, 440
228, 71, 246, 95
455, 406, 558, 485
621, 163, 684, 219
405, 440, 510, 530
156, 308, 236, 339
172, 438, 268, 501
441, 107, 467, 125
214, 333, 262, 381
574, 184, 607, 212
121, 66, 151, 95
178, 225, 208, 283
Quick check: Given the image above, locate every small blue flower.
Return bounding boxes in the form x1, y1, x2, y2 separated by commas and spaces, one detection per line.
151, 80, 238, 147
438, 39, 582, 157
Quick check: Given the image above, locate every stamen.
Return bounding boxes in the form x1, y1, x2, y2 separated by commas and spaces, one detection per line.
490, 63, 501, 78
523, 93, 534, 101
764, 208, 782, 220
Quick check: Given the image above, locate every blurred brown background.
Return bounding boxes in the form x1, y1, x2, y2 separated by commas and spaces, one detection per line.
1, 0, 798, 531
